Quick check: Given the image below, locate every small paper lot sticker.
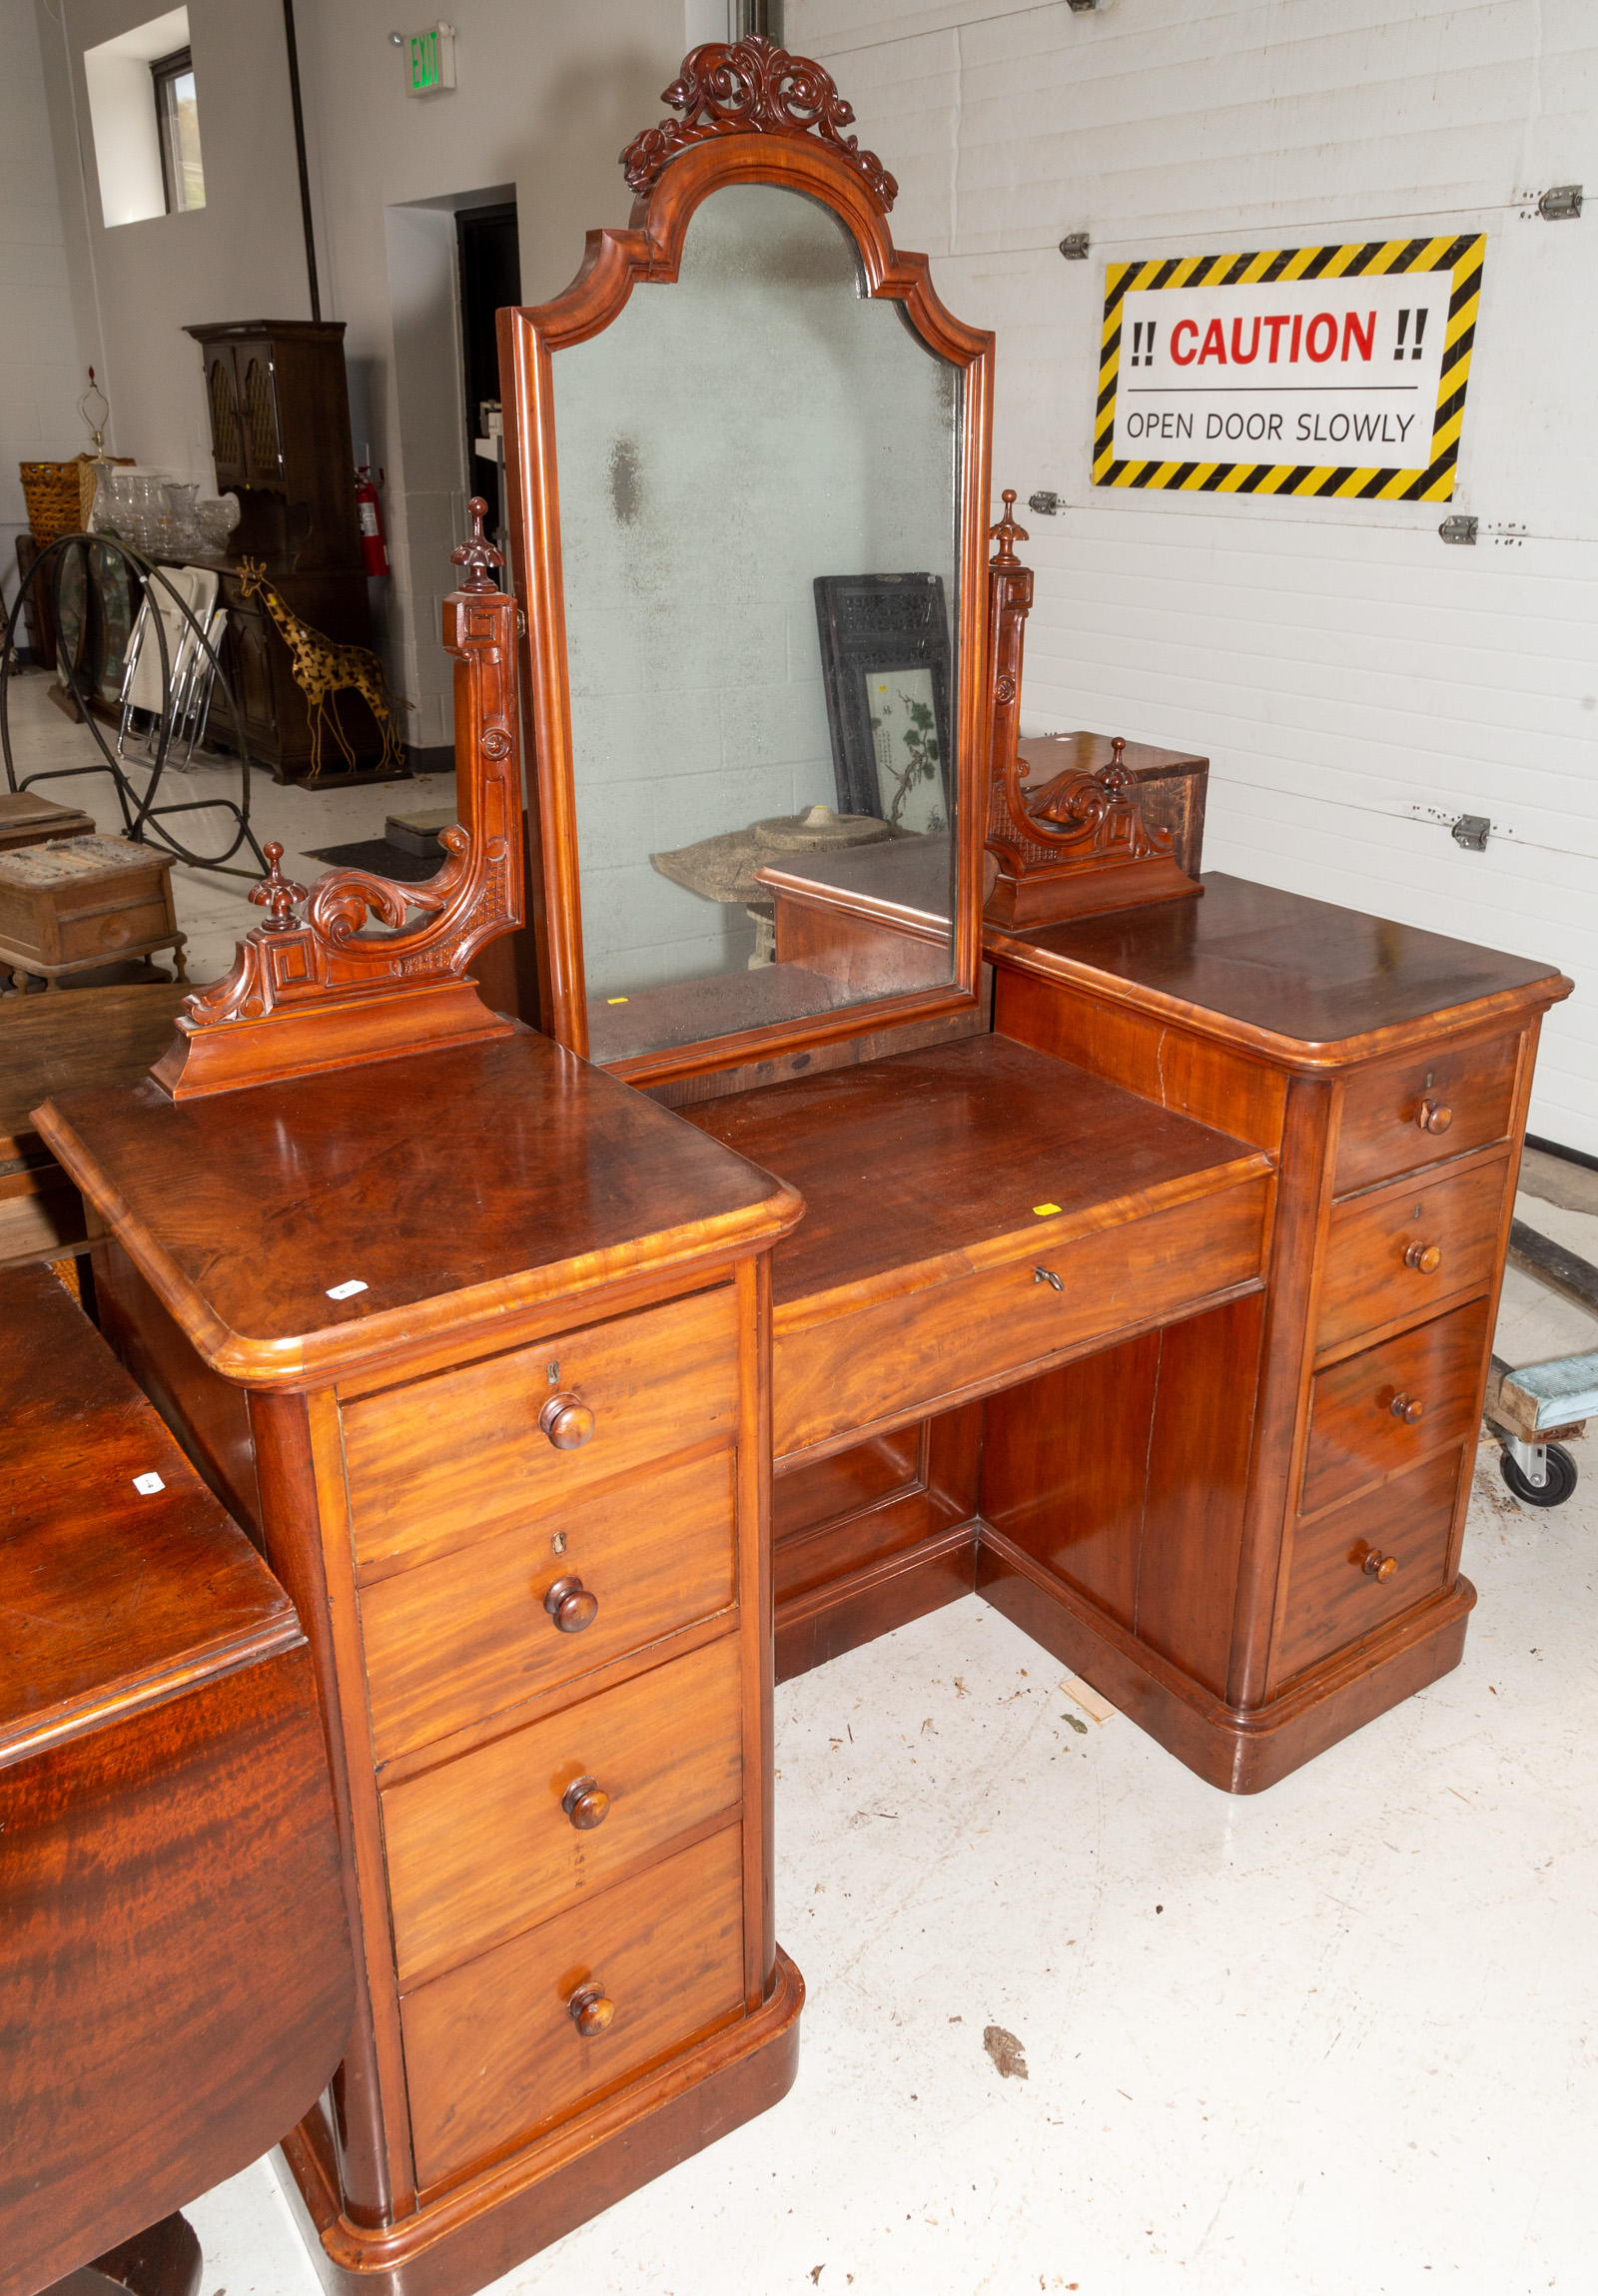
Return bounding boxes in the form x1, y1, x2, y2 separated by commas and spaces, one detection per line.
1033, 1202, 1062, 1217
326, 1278, 369, 1301
132, 1471, 166, 1495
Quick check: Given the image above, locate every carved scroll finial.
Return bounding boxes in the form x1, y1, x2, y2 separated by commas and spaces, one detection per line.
450, 496, 504, 594
620, 37, 898, 211
989, 489, 1029, 566
248, 843, 307, 933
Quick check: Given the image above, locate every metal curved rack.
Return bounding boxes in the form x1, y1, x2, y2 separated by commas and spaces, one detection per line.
1, 532, 267, 879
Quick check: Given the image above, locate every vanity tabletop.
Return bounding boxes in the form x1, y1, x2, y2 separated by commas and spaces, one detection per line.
679, 1032, 1269, 1317
35, 1031, 802, 1387
989, 873, 1571, 1065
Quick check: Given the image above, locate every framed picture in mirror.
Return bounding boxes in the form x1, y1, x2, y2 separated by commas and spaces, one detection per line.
813, 572, 953, 833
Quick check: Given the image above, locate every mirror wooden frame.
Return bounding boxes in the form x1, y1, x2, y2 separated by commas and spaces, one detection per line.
498, 54, 994, 1088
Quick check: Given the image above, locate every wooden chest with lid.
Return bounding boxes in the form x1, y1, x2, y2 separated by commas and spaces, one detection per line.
0, 834, 186, 990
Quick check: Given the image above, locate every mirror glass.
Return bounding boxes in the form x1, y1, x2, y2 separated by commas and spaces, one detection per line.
551, 183, 963, 1063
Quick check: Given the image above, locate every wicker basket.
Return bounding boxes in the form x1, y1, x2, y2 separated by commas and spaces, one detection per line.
19, 455, 131, 546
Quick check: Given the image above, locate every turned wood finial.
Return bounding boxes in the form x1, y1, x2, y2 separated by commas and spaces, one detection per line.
1099, 735, 1136, 796
988, 489, 1029, 566
248, 842, 307, 933
450, 497, 504, 594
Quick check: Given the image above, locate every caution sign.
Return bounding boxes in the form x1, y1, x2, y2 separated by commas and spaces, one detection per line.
1094, 235, 1483, 501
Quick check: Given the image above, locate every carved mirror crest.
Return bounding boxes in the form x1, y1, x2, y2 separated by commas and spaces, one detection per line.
500, 37, 994, 1085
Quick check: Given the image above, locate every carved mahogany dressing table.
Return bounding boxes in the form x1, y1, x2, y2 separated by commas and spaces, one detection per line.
33, 38, 1570, 2296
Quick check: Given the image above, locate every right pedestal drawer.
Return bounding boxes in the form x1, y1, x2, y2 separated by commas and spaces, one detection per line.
1276, 1446, 1466, 1683
401, 1822, 746, 2192
1300, 1299, 1491, 1518
1316, 1154, 1510, 1352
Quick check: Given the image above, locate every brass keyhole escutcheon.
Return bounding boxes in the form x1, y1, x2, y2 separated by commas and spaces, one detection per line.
1404, 1240, 1443, 1275
561, 1775, 610, 1831
544, 1575, 599, 1633
540, 1393, 595, 1449
567, 1980, 615, 2038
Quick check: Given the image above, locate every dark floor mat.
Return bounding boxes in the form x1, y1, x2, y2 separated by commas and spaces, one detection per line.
304, 837, 444, 885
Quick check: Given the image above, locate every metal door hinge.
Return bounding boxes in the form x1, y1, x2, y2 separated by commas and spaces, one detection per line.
1438, 515, 1477, 545
1451, 814, 1490, 851
1028, 491, 1063, 515
1538, 185, 1582, 222
1058, 233, 1091, 261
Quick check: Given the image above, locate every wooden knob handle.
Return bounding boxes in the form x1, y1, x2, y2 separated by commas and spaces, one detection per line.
543, 1575, 598, 1634
1404, 1240, 1443, 1274
1417, 1098, 1453, 1135
1390, 1392, 1424, 1424
560, 1775, 610, 1831
567, 1981, 615, 2038
1362, 1548, 1399, 1582
539, 1393, 594, 1450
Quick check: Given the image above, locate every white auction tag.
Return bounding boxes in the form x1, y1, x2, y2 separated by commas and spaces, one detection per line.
326, 1279, 369, 1301
132, 1471, 165, 1496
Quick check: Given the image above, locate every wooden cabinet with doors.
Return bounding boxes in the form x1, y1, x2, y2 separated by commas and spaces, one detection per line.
187, 320, 397, 782
188, 321, 364, 572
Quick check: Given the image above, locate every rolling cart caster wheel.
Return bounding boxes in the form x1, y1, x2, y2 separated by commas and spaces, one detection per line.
1500, 1443, 1578, 1509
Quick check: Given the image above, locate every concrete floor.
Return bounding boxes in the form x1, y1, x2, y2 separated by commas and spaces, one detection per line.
9, 670, 1595, 2295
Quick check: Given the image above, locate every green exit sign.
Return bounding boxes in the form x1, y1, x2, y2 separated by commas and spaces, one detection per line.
405, 21, 455, 96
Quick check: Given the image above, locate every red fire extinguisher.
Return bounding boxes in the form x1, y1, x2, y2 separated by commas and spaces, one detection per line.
355, 464, 391, 576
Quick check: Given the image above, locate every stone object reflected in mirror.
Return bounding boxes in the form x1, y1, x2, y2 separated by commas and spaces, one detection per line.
651, 803, 893, 975
551, 182, 962, 1064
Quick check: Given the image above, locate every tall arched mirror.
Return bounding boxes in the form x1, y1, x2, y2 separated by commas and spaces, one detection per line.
502, 66, 992, 1084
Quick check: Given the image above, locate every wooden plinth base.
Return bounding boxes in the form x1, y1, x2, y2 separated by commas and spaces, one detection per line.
776, 1520, 979, 1683
978, 1528, 1476, 1794
276, 1947, 804, 2296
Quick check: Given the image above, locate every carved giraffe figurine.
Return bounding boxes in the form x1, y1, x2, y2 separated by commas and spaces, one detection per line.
236, 560, 409, 775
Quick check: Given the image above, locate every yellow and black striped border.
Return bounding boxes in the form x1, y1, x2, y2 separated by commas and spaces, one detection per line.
1092, 234, 1484, 501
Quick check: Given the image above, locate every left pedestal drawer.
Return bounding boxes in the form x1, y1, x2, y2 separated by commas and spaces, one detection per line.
401, 1822, 746, 2193
383, 1633, 743, 1986
360, 1447, 738, 1762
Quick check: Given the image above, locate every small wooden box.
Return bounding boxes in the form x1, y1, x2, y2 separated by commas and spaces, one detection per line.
0, 791, 97, 854
1017, 732, 1209, 880
0, 834, 186, 989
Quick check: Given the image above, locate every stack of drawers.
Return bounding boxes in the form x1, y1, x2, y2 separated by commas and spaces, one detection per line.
1277, 1032, 1521, 1686
341, 1281, 754, 2193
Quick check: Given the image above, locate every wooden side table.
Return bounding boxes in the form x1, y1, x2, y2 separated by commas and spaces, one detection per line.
0, 1262, 353, 2296
0, 836, 186, 991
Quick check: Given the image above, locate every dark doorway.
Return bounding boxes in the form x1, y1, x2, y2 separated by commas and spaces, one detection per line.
456, 201, 521, 553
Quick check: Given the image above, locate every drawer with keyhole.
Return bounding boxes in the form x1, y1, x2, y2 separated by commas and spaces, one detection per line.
359, 1448, 736, 1762
1333, 1031, 1519, 1197
1316, 1153, 1510, 1355
342, 1283, 738, 1579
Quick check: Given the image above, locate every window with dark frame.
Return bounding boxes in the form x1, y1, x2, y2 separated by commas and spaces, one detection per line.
151, 45, 205, 214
